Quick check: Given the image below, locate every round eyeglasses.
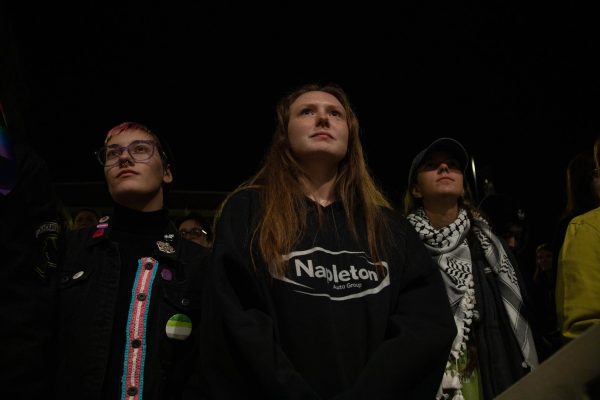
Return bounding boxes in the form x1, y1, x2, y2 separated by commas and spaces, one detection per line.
95, 140, 158, 166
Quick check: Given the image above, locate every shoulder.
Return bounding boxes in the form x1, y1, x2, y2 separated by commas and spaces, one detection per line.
472, 216, 504, 244
571, 207, 600, 228
218, 187, 263, 222
564, 208, 600, 241
214, 188, 263, 241
380, 207, 411, 236
223, 187, 261, 209
379, 205, 401, 221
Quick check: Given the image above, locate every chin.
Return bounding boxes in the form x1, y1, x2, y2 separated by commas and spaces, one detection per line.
110, 184, 151, 201
305, 148, 347, 163
110, 182, 144, 196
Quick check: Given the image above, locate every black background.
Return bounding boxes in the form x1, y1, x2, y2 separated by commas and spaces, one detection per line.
3, 2, 600, 251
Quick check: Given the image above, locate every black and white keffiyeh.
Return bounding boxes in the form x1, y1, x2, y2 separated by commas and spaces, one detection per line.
407, 208, 538, 399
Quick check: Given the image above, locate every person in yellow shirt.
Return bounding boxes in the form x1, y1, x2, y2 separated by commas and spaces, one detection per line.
556, 135, 600, 341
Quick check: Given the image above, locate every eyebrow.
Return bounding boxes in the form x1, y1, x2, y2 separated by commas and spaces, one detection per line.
105, 139, 152, 147
295, 101, 343, 109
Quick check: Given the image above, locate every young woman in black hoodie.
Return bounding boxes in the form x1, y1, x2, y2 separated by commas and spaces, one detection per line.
201, 83, 456, 399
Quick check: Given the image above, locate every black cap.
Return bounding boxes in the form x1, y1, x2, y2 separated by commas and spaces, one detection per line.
407, 137, 469, 187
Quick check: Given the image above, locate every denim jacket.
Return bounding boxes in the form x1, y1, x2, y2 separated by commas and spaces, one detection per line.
54, 217, 208, 400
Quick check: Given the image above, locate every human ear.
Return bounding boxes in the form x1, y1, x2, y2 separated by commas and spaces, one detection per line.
411, 185, 423, 199
163, 165, 173, 185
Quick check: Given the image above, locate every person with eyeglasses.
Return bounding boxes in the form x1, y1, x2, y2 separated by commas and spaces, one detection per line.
54, 122, 209, 399
178, 212, 212, 248
201, 83, 456, 399
557, 136, 600, 343
404, 138, 538, 400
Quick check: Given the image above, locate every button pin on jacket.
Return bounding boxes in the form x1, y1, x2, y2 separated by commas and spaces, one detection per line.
72, 271, 84, 280
92, 216, 109, 238
92, 229, 105, 239
161, 268, 172, 281
156, 240, 175, 254
165, 314, 192, 340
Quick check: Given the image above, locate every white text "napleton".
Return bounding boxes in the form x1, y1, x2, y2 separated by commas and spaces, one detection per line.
294, 259, 379, 283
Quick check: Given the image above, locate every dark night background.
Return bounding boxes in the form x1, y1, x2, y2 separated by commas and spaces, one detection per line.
2, 2, 600, 258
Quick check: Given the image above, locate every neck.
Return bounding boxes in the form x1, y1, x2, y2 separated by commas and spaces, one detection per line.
422, 200, 460, 229
112, 203, 169, 234
113, 188, 164, 212
300, 166, 338, 207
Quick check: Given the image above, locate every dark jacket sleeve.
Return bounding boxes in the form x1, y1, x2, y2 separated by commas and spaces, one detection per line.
339, 216, 456, 400
0, 143, 62, 400
200, 189, 320, 399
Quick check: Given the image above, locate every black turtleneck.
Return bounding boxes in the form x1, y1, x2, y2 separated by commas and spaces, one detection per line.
103, 203, 171, 399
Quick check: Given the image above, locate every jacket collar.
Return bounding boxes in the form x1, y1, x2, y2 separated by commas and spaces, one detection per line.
84, 214, 182, 263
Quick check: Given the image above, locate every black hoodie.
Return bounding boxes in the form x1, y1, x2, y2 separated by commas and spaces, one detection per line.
201, 189, 456, 400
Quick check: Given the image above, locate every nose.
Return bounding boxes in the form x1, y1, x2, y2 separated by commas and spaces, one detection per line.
316, 110, 330, 127
437, 162, 450, 172
117, 146, 134, 165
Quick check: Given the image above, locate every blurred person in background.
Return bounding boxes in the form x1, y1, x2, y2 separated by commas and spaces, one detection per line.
178, 211, 212, 248
556, 137, 600, 342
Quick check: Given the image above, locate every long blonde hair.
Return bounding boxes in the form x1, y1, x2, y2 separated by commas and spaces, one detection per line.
217, 83, 392, 277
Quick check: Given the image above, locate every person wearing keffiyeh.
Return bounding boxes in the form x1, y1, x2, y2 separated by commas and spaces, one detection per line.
403, 138, 539, 400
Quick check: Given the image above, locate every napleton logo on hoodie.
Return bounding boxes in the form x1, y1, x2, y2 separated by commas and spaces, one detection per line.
275, 247, 390, 300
